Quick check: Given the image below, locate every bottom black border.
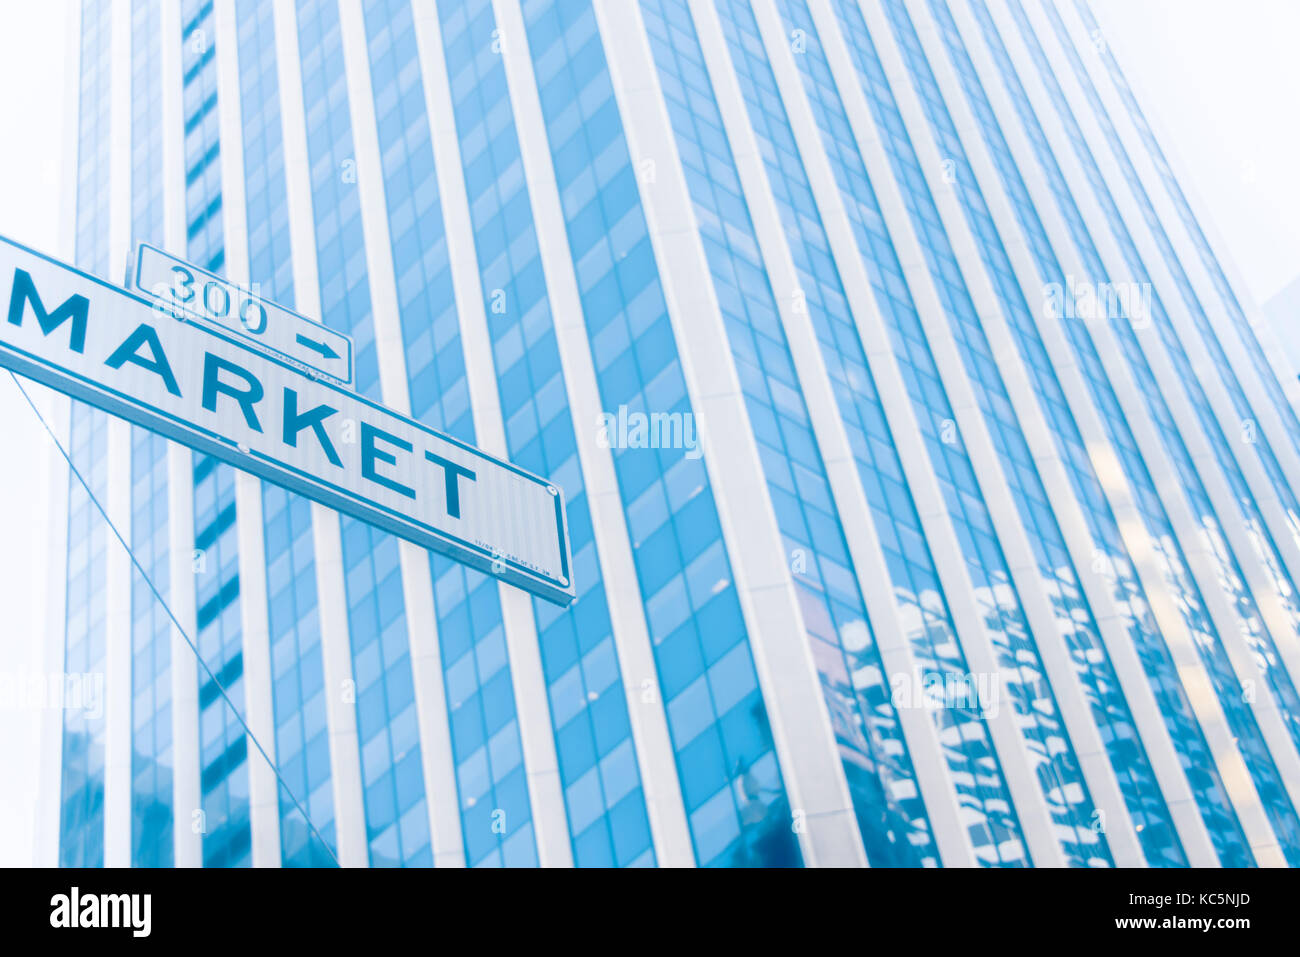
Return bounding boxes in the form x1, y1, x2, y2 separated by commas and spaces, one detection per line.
0, 865, 1286, 943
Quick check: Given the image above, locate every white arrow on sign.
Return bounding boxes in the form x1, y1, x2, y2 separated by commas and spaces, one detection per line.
132, 242, 355, 386
0, 234, 575, 606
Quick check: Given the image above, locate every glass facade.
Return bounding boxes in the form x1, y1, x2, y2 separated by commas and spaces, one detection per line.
966, 0, 1298, 864
53, 0, 1300, 868
523, 0, 798, 867
428, 0, 653, 867
924, 0, 1252, 865
868, 0, 1178, 865
713, 0, 1022, 868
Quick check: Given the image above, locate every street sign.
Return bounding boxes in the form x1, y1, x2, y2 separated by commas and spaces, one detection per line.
0, 234, 574, 606
132, 242, 355, 386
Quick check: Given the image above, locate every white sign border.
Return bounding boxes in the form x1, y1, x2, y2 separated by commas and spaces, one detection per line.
131, 241, 356, 387
2, 235, 575, 606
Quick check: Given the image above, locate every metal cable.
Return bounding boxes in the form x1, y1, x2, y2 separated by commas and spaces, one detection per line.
11, 371, 342, 868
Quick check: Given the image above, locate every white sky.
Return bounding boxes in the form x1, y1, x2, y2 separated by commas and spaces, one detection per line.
0, 0, 70, 867
1091, 0, 1300, 304
0, 0, 1296, 866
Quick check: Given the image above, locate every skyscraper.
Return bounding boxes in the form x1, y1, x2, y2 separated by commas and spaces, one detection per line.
38, 0, 1300, 868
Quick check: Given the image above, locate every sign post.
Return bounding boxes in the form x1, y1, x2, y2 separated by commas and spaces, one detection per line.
0, 234, 575, 606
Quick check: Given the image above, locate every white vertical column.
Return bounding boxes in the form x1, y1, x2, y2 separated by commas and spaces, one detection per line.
987, 0, 1300, 816
333, 0, 472, 869
1021, 0, 1300, 690
690, 0, 971, 867
213, 0, 282, 868
161, 0, 203, 870
166, 447, 202, 868
397, 2, 575, 867
595, 0, 867, 868
756, 0, 1061, 866
271, 0, 368, 867
102, 0, 134, 869
491, 0, 695, 866
848, 0, 1147, 865
102, 415, 132, 866
56, 0, 84, 269
950, 0, 1286, 866
106, 0, 132, 284
213, 0, 250, 295
904, 0, 1217, 866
